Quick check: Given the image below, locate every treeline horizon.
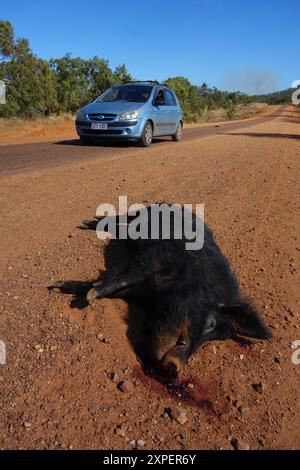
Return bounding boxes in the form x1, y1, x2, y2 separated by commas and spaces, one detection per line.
0, 21, 294, 122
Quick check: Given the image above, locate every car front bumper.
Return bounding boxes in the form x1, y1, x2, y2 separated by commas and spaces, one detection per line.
75, 119, 144, 139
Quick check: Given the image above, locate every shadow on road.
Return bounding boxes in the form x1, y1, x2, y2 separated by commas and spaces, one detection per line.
224, 132, 300, 140
54, 137, 172, 147
264, 110, 300, 125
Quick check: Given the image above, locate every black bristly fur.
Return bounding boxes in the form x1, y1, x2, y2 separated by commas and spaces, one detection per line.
52, 204, 271, 373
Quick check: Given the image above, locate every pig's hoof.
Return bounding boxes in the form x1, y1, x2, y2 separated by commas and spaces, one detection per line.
49, 280, 64, 290
87, 288, 99, 303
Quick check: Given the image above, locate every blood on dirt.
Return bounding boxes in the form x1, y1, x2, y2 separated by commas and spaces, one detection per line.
132, 364, 216, 415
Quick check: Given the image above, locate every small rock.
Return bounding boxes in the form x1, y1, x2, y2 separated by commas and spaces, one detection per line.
168, 406, 188, 425
136, 439, 145, 447
287, 308, 295, 317
149, 418, 158, 425
187, 383, 195, 389
34, 344, 42, 350
69, 336, 76, 345
108, 371, 118, 383
219, 413, 230, 423
232, 437, 250, 450
176, 434, 185, 444
115, 427, 126, 438
50, 346, 57, 352
238, 405, 250, 416
206, 344, 217, 354
129, 440, 136, 447
23, 421, 32, 429
101, 337, 110, 344
118, 380, 134, 393
232, 399, 242, 409
252, 382, 265, 393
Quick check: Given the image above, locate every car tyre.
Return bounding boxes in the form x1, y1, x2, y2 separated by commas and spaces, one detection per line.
139, 121, 153, 147
172, 122, 183, 141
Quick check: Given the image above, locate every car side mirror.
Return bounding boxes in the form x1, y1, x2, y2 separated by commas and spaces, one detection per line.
154, 98, 165, 106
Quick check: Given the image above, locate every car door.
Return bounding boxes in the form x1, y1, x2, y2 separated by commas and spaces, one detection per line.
152, 88, 168, 135
164, 89, 179, 134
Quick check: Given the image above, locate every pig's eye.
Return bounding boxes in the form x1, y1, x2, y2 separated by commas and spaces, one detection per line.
203, 314, 217, 335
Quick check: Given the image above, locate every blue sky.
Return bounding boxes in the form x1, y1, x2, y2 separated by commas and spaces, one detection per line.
1, 0, 299, 93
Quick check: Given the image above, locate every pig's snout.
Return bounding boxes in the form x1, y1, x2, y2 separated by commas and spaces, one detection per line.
160, 344, 188, 378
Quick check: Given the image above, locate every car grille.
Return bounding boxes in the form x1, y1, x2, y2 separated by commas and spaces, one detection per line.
76, 120, 137, 128
87, 113, 116, 121
82, 129, 123, 135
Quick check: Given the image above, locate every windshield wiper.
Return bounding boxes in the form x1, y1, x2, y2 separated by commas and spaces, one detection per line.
99, 99, 126, 103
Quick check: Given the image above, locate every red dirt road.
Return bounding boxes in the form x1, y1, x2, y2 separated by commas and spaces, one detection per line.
0, 105, 299, 450
0, 105, 283, 175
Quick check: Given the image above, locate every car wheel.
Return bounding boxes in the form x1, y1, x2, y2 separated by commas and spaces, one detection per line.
79, 136, 93, 145
172, 122, 183, 141
139, 121, 153, 147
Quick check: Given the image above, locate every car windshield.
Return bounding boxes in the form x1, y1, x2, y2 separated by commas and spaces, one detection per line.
97, 85, 153, 103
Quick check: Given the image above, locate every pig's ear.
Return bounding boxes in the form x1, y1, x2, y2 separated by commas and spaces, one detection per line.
220, 301, 272, 339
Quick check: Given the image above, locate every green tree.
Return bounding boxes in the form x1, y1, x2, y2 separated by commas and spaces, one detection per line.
49, 55, 121, 112
49, 55, 90, 113
0, 33, 58, 118
113, 64, 132, 84
225, 100, 236, 120
0, 20, 14, 60
86, 57, 116, 101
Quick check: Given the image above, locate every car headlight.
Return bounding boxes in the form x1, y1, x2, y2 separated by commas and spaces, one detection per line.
76, 110, 86, 120
118, 110, 139, 121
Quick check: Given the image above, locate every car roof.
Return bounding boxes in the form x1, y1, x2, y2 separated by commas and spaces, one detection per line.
121, 83, 175, 93
124, 81, 159, 86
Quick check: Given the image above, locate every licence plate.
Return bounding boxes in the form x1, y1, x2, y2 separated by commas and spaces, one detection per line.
91, 122, 108, 130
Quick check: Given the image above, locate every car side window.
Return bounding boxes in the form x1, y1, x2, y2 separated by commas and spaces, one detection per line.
165, 89, 177, 106
154, 89, 167, 106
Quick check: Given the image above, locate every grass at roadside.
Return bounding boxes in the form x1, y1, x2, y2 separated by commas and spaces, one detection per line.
0, 103, 268, 146
0, 113, 74, 132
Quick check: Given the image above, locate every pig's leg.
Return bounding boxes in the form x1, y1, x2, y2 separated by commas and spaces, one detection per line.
87, 268, 151, 302
49, 279, 97, 297
79, 214, 137, 231
87, 251, 162, 302
79, 219, 99, 230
